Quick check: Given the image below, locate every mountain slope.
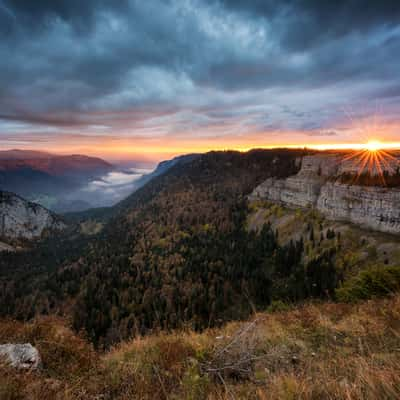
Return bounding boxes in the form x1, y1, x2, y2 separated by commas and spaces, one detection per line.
62, 153, 201, 223
0, 149, 304, 343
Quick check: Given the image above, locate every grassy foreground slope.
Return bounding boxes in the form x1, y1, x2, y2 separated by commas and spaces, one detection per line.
1, 294, 400, 400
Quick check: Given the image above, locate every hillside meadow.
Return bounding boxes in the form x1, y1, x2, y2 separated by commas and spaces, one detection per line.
1, 293, 399, 400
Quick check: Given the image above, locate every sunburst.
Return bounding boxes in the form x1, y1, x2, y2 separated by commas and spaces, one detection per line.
337, 104, 400, 186
339, 141, 399, 186
365, 140, 383, 152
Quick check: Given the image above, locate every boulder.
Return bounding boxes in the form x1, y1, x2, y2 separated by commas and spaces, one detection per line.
0, 343, 41, 370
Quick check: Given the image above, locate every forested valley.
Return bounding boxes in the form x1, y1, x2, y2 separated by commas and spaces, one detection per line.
0, 149, 343, 348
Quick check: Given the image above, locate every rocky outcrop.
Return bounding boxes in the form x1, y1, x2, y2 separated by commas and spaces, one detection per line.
0, 241, 15, 252
251, 155, 340, 208
0, 191, 66, 240
317, 182, 400, 234
250, 154, 400, 234
0, 343, 41, 370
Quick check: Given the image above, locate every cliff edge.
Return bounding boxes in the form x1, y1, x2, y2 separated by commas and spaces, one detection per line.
250, 153, 400, 234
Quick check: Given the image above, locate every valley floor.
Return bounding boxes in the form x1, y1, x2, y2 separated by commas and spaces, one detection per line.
1, 295, 400, 399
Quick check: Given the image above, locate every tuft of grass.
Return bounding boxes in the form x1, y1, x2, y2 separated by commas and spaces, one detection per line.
336, 265, 400, 302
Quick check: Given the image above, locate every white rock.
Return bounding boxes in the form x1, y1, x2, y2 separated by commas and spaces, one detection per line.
317, 182, 400, 234
0, 343, 41, 370
250, 154, 400, 234
0, 191, 66, 240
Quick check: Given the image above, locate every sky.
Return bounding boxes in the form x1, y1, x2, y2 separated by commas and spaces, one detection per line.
0, 0, 400, 161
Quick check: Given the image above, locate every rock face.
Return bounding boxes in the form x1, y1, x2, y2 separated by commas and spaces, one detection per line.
250, 154, 400, 234
0, 191, 66, 239
0, 343, 41, 370
318, 182, 400, 234
251, 155, 340, 208
0, 241, 15, 252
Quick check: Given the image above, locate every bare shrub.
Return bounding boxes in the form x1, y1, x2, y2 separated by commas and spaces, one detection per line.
200, 318, 264, 393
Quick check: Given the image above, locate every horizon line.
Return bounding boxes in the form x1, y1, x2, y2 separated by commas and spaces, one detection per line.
2, 141, 400, 160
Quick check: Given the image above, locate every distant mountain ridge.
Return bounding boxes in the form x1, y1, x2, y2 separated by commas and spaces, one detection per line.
63, 153, 201, 222
0, 150, 113, 178
0, 150, 199, 214
0, 149, 54, 160
0, 150, 115, 212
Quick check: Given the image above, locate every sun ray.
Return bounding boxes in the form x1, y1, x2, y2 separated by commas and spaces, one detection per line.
376, 151, 392, 172
374, 153, 387, 185
379, 149, 398, 162
341, 149, 365, 162
338, 139, 400, 186
348, 151, 370, 184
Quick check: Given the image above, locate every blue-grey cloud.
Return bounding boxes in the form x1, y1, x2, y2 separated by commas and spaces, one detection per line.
0, 0, 400, 150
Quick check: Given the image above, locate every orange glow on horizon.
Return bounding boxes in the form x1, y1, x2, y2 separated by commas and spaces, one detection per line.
10, 140, 400, 161
67, 142, 400, 161
4, 106, 400, 162
233, 141, 400, 153
6, 125, 400, 162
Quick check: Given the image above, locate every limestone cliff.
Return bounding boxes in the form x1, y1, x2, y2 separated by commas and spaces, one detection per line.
0, 191, 66, 240
250, 154, 400, 234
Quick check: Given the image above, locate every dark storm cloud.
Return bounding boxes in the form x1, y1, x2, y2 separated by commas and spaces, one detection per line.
0, 0, 130, 34
197, 0, 400, 91
217, 0, 400, 49
0, 0, 399, 147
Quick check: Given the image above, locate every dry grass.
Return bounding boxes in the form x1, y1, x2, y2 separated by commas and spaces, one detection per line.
1, 296, 400, 399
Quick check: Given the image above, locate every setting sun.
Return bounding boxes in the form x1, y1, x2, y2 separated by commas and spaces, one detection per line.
365, 140, 383, 152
